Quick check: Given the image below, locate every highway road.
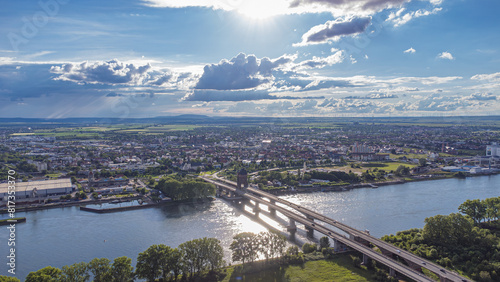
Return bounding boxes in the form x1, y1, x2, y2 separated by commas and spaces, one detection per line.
202, 176, 439, 282
205, 175, 471, 282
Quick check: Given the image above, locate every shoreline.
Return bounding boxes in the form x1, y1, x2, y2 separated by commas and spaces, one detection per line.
258, 172, 499, 196
1, 173, 497, 214
0, 196, 213, 215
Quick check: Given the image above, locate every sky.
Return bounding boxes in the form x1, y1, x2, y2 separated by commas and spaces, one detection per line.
0, 0, 499, 118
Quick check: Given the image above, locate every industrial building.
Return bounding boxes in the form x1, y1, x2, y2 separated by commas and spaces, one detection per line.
0, 178, 73, 201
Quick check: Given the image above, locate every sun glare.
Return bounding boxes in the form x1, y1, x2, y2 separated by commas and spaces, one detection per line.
236, 0, 287, 20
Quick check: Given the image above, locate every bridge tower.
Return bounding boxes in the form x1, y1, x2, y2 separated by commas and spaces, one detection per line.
236, 168, 248, 191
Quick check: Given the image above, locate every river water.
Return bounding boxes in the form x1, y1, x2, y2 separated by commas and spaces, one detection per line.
1, 174, 499, 279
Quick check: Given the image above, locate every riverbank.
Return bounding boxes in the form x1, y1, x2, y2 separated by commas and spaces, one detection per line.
0, 217, 26, 225
0, 196, 143, 214
80, 197, 215, 213
261, 172, 499, 196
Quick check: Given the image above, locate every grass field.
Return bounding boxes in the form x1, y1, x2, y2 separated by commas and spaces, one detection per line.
117, 124, 201, 133
221, 255, 374, 282
326, 162, 417, 174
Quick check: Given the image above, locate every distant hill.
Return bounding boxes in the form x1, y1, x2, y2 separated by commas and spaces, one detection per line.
0, 115, 499, 126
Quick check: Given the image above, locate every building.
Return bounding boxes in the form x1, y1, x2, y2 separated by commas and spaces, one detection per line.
352, 142, 372, 154
0, 179, 73, 201
486, 143, 500, 157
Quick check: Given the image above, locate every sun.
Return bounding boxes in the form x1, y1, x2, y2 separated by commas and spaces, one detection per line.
236, 0, 287, 20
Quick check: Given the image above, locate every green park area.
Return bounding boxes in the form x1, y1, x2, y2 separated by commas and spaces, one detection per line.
222, 255, 373, 282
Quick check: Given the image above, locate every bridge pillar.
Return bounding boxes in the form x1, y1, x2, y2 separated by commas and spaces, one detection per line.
305, 226, 314, 237
389, 268, 396, 277
253, 202, 261, 215
362, 254, 371, 266
333, 239, 347, 253
269, 199, 276, 215
287, 218, 297, 233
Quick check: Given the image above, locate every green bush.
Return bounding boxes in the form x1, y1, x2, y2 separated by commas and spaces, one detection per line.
302, 243, 317, 254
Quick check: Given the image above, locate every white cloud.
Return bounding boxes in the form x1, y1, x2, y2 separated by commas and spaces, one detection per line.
50, 59, 153, 85
294, 17, 371, 46
437, 51, 454, 60
294, 50, 344, 69
429, 0, 443, 5
195, 53, 295, 90
143, 0, 413, 17
388, 7, 442, 27
404, 47, 416, 54
471, 72, 500, 82
49, 59, 196, 88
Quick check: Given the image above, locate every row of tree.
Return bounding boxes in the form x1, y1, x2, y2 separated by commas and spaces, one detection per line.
382, 197, 500, 281
17, 237, 224, 282
156, 177, 216, 201
15, 231, 293, 282
229, 231, 287, 265
458, 197, 500, 224
136, 237, 224, 281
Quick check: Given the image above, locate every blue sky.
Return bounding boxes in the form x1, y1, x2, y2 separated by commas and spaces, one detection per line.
0, 0, 499, 118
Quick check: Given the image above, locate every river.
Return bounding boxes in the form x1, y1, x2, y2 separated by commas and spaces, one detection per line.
1, 174, 499, 280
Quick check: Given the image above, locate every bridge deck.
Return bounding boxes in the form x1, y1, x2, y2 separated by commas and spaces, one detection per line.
205, 176, 471, 282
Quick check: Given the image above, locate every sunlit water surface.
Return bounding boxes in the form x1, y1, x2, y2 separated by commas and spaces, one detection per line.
1, 174, 498, 279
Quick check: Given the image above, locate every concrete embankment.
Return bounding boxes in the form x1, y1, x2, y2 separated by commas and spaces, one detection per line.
80, 197, 215, 213
0, 196, 143, 214
0, 217, 26, 225
265, 180, 406, 195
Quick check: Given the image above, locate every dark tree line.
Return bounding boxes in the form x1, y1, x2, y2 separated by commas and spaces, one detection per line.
15, 237, 225, 282
156, 177, 216, 201
382, 196, 500, 281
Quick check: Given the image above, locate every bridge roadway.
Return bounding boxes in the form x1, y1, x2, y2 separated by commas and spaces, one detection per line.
205, 176, 471, 282
202, 176, 436, 282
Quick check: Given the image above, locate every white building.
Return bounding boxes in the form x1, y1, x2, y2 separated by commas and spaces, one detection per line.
0, 179, 73, 201
486, 143, 500, 157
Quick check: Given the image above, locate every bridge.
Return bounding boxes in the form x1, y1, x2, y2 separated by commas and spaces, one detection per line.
201, 175, 471, 282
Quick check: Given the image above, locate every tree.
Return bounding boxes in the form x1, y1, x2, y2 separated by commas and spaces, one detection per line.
203, 238, 225, 271
319, 236, 331, 249
25, 266, 62, 282
178, 237, 224, 277
258, 232, 272, 261
0, 276, 21, 282
135, 244, 172, 282
302, 243, 317, 254
88, 258, 112, 282
423, 213, 474, 247
395, 165, 410, 176
111, 257, 134, 282
268, 231, 287, 259
419, 158, 427, 167
61, 262, 89, 282
484, 197, 500, 222
230, 232, 259, 265
459, 199, 486, 224
169, 248, 183, 281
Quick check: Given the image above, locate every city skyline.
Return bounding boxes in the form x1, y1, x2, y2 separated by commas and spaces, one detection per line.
0, 0, 499, 118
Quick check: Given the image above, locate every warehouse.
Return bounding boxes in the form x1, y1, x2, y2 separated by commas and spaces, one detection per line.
0, 179, 73, 201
